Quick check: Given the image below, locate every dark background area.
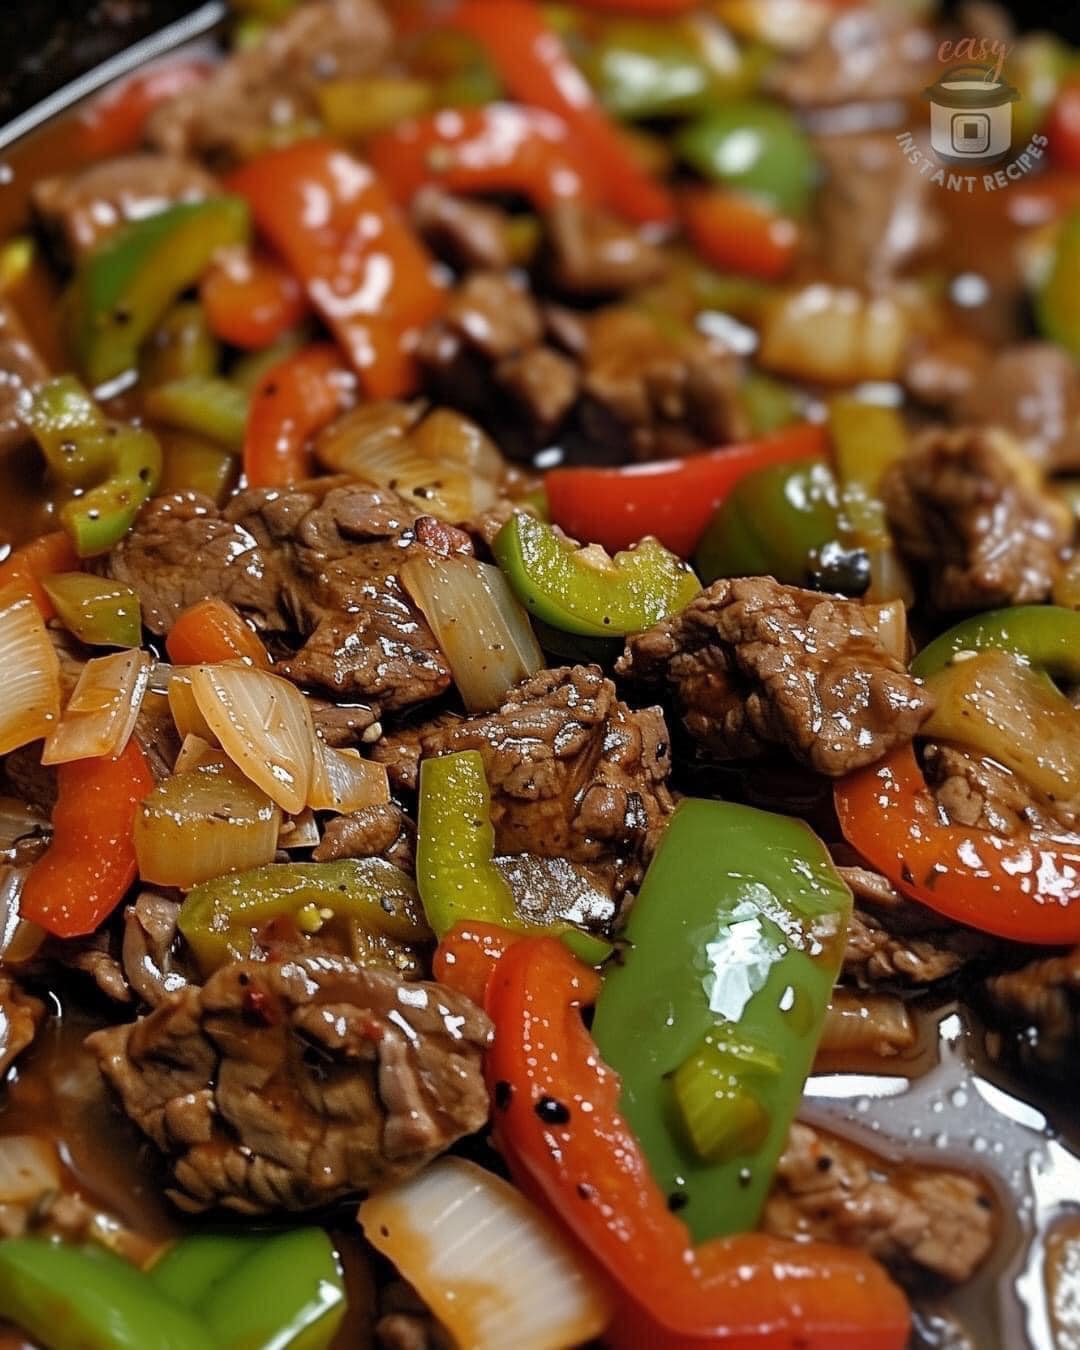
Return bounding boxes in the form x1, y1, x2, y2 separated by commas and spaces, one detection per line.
1, 0, 1080, 130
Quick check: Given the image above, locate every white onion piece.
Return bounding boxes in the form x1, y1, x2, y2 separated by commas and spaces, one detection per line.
0, 866, 43, 964
0, 583, 61, 756
864, 599, 908, 664
360, 1158, 612, 1350
309, 744, 390, 814
167, 669, 215, 742
758, 284, 910, 385
173, 733, 218, 775
278, 807, 320, 849
135, 755, 281, 889
0, 1136, 60, 1205
189, 664, 315, 814
42, 649, 151, 766
401, 555, 543, 712
0, 798, 49, 855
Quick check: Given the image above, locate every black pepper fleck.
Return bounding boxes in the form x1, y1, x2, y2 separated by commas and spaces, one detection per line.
534, 1096, 571, 1125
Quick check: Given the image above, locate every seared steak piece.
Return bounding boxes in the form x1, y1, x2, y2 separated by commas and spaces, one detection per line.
882, 426, 1072, 612
543, 202, 666, 297
617, 576, 933, 777
954, 343, 1080, 473
411, 188, 511, 273
147, 0, 392, 164
32, 154, 218, 259
88, 957, 491, 1215
122, 892, 190, 1008
985, 946, 1080, 1076
312, 801, 413, 870
923, 741, 1080, 838
419, 664, 674, 900
763, 1122, 995, 1287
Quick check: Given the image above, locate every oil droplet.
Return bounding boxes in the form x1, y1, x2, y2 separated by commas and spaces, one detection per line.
950, 1088, 969, 1109
855, 1096, 871, 1114
972, 1135, 988, 1153
933, 1131, 950, 1149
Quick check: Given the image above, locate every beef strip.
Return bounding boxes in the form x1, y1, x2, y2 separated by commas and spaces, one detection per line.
0, 975, 43, 1076
985, 946, 1080, 1074
370, 713, 463, 795
953, 343, 1080, 473
543, 202, 666, 297
309, 699, 380, 748
617, 577, 933, 777
32, 154, 218, 259
882, 426, 1072, 612
811, 132, 942, 290
766, 8, 936, 108
108, 484, 469, 713
923, 741, 1080, 838
147, 0, 392, 164
0, 299, 48, 455
377, 1282, 453, 1350
88, 956, 491, 1214
312, 801, 411, 869
763, 1122, 995, 1287
122, 892, 191, 1008
903, 331, 990, 408
494, 345, 580, 440
51, 933, 131, 1004
419, 665, 674, 899
410, 188, 511, 273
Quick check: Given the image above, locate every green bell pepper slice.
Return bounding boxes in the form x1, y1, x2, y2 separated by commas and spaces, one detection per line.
66, 196, 250, 386
60, 423, 162, 557
0, 1238, 209, 1350
140, 300, 221, 388
154, 1230, 346, 1350
417, 750, 611, 963
144, 375, 249, 450
24, 375, 114, 487
1038, 210, 1080, 359
41, 572, 142, 647
695, 456, 869, 595
676, 101, 817, 217
493, 512, 700, 638
911, 605, 1080, 681
178, 857, 432, 975
739, 372, 800, 436
591, 799, 852, 1243
159, 430, 239, 506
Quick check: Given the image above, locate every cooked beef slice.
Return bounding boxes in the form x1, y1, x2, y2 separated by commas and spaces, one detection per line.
419, 665, 674, 899
377, 1282, 453, 1350
147, 0, 392, 164
107, 484, 469, 712
954, 343, 1080, 473
985, 946, 1080, 1073
88, 957, 491, 1214
763, 1122, 995, 1287
370, 712, 463, 795
0, 299, 48, 455
122, 892, 191, 1008
903, 331, 990, 408
617, 577, 932, 777
923, 741, 1080, 838
309, 698, 379, 748
0, 975, 43, 1076
543, 202, 666, 297
32, 154, 218, 259
494, 345, 580, 441
766, 8, 936, 108
312, 801, 410, 866
882, 426, 1072, 612
411, 188, 511, 273
49, 932, 131, 1004
811, 132, 942, 290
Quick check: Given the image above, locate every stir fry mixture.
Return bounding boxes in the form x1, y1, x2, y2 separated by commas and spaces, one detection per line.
3, 0, 1080, 1344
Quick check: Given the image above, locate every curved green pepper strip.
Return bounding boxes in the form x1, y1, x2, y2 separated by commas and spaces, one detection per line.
911, 606, 1080, 681
493, 511, 700, 638
417, 750, 611, 964
66, 196, 250, 386
41, 573, 141, 647
60, 423, 162, 557
676, 100, 817, 217
591, 799, 852, 1243
140, 300, 221, 388
153, 1230, 346, 1350
177, 857, 431, 976
144, 375, 249, 451
24, 375, 114, 487
0, 1238, 209, 1350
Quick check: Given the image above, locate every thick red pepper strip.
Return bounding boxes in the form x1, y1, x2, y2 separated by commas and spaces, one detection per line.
200, 248, 308, 350
243, 343, 353, 489
368, 104, 601, 213
228, 140, 446, 398
20, 739, 155, 938
447, 0, 675, 226
545, 423, 827, 557
835, 745, 1080, 945
485, 937, 910, 1349
433, 920, 522, 1006
78, 60, 211, 159
0, 532, 79, 621
682, 189, 799, 283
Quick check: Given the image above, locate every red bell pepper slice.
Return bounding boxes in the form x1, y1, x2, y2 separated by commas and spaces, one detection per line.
545, 422, 827, 557
368, 104, 601, 213
228, 140, 446, 398
77, 59, 211, 159
433, 920, 522, 1006
682, 189, 799, 283
0, 532, 79, 621
20, 739, 155, 938
447, 0, 675, 226
200, 248, 308, 351
835, 744, 1080, 945
485, 937, 910, 1348
166, 597, 272, 669
243, 342, 353, 489
1048, 82, 1080, 172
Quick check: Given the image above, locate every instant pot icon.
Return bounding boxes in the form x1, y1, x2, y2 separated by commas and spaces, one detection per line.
923, 63, 1019, 165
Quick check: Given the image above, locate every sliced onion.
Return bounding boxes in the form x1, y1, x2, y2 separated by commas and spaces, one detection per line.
42, 649, 151, 766
401, 555, 543, 712
360, 1157, 612, 1350
0, 582, 61, 756
309, 744, 390, 813
135, 755, 282, 889
167, 668, 215, 742
278, 807, 320, 850
0, 1136, 60, 1205
0, 866, 44, 964
189, 664, 315, 815
758, 284, 910, 385
173, 732, 218, 775
863, 599, 908, 664
0, 798, 49, 856
410, 407, 505, 482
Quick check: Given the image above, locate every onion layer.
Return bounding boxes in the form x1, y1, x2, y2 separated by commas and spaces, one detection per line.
309, 744, 390, 813
0, 582, 61, 755
42, 649, 151, 765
